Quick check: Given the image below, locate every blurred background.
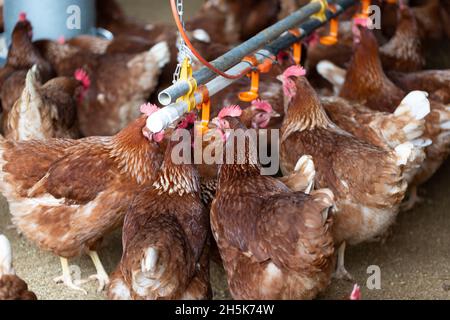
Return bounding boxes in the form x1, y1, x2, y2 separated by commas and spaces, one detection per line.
117, 0, 203, 22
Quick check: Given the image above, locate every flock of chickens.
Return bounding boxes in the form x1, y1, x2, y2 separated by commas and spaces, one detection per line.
0, 0, 449, 300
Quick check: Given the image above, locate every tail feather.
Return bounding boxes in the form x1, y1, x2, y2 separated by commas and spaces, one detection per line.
376, 91, 430, 147
5, 66, 49, 141
316, 60, 347, 95
0, 234, 14, 276
394, 142, 414, 166
394, 91, 430, 120
147, 41, 171, 69
129, 218, 195, 299
279, 155, 316, 193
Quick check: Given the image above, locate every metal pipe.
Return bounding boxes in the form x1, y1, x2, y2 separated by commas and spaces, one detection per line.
148, 0, 357, 132
148, 50, 273, 133
158, 0, 323, 106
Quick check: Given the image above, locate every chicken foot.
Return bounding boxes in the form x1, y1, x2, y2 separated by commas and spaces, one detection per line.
75, 251, 110, 293
401, 186, 423, 211
333, 242, 354, 281
53, 257, 87, 294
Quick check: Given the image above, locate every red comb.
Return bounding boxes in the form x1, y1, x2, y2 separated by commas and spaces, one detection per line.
350, 284, 361, 300
57, 36, 66, 44
19, 12, 27, 22
140, 103, 159, 117
74, 69, 91, 89
283, 65, 306, 79
251, 99, 273, 113
304, 31, 320, 47
178, 112, 197, 129
353, 17, 368, 28
218, 105, 242, 119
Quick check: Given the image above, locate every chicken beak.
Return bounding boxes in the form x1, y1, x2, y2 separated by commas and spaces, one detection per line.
276, 75, 284, 83
270, 111, 281, 118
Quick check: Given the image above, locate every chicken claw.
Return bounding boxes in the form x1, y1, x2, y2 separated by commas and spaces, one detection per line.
75, 251, 110, 293
401, 186, 423, 211
333, 242, 354, 282
53, 257, 87, 294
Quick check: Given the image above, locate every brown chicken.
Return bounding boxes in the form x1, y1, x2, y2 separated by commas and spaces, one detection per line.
339, 27, 450, 204
185, 0, 280, 45
320, 92, 430, 188
0, 234, 37, 300
0, 13, 52, 115
317, 59, 431, 190
37, 39, 170, 136
388, 69, 450, 104
379, 4, 425, 72
0, 104, 166, 293
108, 139, 210, 300
4, 66, 85, 140
340, 27, 405, 112
208, 107, 335, 299
412, 0, 450, 41
61, 35, 110, 55
279, 66, 410, 279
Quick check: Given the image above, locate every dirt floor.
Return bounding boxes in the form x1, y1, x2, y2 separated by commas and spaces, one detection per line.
1, 0, 450, 300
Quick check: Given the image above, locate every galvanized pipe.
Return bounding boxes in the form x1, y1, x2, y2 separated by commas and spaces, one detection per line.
148, 49, 273, 133
148, 0, 357, 132
158, 0, 324, 106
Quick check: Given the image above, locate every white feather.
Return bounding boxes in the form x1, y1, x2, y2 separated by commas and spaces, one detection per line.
148, 41, 170, 69
394, 91, 430, 120
192, 29, 211, 43
142, 248, 158, 273
316, 60, 347, 94
0, 234, 14, 276
395, 142, 414, 166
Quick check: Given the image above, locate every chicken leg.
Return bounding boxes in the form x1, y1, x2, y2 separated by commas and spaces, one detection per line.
76, 251, 110, 293
401, 186, 423, 211
53, 257, 87, 294
333, 242, 354, 281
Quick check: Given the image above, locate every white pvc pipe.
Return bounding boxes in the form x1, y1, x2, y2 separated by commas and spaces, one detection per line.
146, 49, 273, 133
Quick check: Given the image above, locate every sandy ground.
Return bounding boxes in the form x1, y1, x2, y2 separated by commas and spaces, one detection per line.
1, 0, 450, 300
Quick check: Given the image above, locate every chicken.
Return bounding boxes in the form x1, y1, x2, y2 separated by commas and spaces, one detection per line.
208, 106, 335, 299
320, 92, 431, 186
0, 104, 167, 293
108, 139, 211, 300
340, 27, 405, 113
388, 69, 450, 104
187, 0, 280, 45
337, 27, 450, 204
4, 66, 85, 140
305, 21, 355, 90
379, 5, 425, 72
0, 234, 37, 300
211, 68, 285, 128
278, 66, 411, 279
412, 0, 450, 41
0, 13, 52, 115
317, 60, 431, 187
62, 35, 110, 55
76, 42, 170, 136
